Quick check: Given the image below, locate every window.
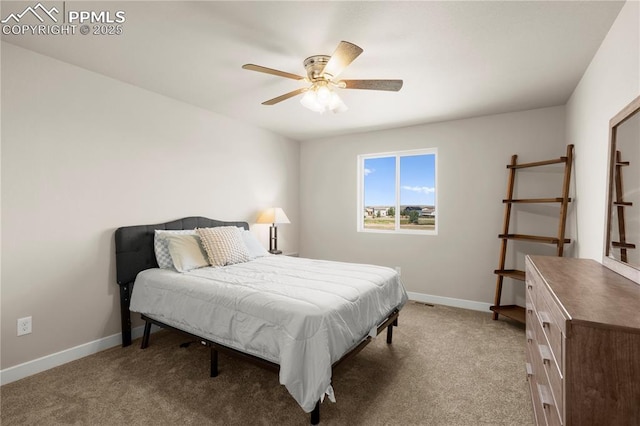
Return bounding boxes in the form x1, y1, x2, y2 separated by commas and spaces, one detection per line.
358, 148, 437, 234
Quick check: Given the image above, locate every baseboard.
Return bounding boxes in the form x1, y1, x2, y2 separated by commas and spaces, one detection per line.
407, 291, 492, 312
2, 293, 487, 386
0, 324, 157, 386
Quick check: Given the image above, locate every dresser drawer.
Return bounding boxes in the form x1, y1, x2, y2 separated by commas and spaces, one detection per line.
529, 333, 563, 426
527, 357, 546, 425
537, 382, 562, 426
526, 261, 543, 307
526, 259, 568, 336
530, 307, 564, 422
535, 293, 564, 375
536, 278, 567, 335
533, 342, 564, 419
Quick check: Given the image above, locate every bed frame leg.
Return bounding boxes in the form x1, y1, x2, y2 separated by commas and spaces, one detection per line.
385, 313, 399, 344
211, 347, 219, 377
141, 321, 152, 349
119, 284, 133, 347
310, 400, 320, 425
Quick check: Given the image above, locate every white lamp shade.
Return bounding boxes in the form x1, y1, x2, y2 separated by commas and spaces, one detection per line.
300, 90, 324, 113
329, 91, 348, 113
257, 207, 290, 225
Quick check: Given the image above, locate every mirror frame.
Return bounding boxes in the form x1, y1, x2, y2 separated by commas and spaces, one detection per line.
603, 94, 640, 284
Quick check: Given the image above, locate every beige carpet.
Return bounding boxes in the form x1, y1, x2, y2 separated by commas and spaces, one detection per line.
1, 302, 534, 425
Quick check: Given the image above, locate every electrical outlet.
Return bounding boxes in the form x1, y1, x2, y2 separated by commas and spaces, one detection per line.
395, 266, 401, 276
17, 316, 32, 336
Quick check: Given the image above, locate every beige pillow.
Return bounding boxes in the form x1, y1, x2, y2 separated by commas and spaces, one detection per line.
196, 226, 251, 267
164, 233, 209, 272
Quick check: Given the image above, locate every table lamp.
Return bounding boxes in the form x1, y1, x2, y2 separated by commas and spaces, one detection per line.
256, 207, 290, 254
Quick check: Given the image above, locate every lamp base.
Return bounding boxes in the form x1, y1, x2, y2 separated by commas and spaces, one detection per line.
269, 249, 283, 255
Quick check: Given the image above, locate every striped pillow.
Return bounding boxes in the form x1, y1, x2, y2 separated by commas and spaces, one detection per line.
196, 226, 251, 267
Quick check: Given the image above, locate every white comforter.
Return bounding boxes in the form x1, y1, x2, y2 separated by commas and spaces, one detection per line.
130, 255, 408, 412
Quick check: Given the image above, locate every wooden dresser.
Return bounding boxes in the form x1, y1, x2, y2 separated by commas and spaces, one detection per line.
525, 255, 640, 426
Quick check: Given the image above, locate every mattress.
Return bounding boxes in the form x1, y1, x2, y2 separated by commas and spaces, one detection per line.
129, 255, 408, 412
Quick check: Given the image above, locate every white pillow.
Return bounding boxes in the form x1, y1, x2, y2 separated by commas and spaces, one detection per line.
154, 229, 196, 269
196, 226, 251, 267
164, 233, 209, 272
242, 230, 269, 258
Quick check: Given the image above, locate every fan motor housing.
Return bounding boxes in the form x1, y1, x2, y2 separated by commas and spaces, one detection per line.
303, 55, 331, 81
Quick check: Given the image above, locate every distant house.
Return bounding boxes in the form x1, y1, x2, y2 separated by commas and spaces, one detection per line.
420, 207, 436, 217
374, 207, 389, 217
365, 207, 389, 217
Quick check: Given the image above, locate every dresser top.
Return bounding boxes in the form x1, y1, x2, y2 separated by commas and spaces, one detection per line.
528, 255, 640, 332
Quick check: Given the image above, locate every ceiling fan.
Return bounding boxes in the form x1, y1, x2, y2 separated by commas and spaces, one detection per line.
242, 41, 403, 113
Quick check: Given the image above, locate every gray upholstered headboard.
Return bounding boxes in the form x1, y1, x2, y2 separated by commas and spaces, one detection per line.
114, 216, 249, 346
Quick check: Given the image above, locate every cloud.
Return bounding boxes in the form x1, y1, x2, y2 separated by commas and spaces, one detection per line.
364, 168, 374, 176
402, 185, 435, 194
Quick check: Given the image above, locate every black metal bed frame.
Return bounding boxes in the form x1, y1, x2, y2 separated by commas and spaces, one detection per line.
140, 309, 399, 424
114, 216, 402, 424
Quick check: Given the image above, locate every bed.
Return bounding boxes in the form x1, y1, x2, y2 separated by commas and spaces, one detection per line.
115, 216, 407, 424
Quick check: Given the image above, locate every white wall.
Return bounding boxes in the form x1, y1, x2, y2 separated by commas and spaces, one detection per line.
299, 106, 569, 308
0, 42, 300, 370
566, 0, 640, 261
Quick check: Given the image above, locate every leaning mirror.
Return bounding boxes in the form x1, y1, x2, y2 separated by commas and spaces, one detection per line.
604, 95, 640, 284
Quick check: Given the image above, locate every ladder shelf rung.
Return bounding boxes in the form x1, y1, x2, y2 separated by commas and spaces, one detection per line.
507, 157, 567, 169
490, 305, 526, 323
616, 161, 630, 166
614, 201, 633, 206
498, 234, 571, 244
503, 197, 571, 204
494, 269, 526, 281
612, 242, 636, 249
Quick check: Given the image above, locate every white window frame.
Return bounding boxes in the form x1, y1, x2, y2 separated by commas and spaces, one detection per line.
357, 148, 438, 235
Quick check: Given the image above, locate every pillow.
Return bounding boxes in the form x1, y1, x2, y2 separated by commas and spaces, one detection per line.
164, 233, 209, 272
196, 226, 251, 267
242, 230, 269, 258
154, 229, 196, 269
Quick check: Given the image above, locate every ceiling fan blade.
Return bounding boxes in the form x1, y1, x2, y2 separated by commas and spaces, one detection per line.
242, 64, 305, 81
262, 88, 307, 105
321, 41, 363, 79
341, 79, 403, 92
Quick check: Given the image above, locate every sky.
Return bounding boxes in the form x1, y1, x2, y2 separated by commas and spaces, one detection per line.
364, 153, 436, 206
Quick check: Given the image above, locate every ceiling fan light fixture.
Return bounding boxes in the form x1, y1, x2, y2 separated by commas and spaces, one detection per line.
300, 82, 347, 114
300, 88, 325, 113
244, 41, 401, 111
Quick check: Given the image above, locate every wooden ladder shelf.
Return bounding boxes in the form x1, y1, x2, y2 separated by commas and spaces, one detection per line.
611, 150, 636, 262
491, 144, 574, 323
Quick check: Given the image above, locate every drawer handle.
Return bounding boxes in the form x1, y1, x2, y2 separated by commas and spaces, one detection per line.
527, 283, 533, 290
539, 311, 552, 328
537, 383, 554, 409
538, 344, 553, 366
526, 362, 533, 378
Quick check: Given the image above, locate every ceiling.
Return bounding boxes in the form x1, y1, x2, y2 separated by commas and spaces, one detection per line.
1, 1, 625, 141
